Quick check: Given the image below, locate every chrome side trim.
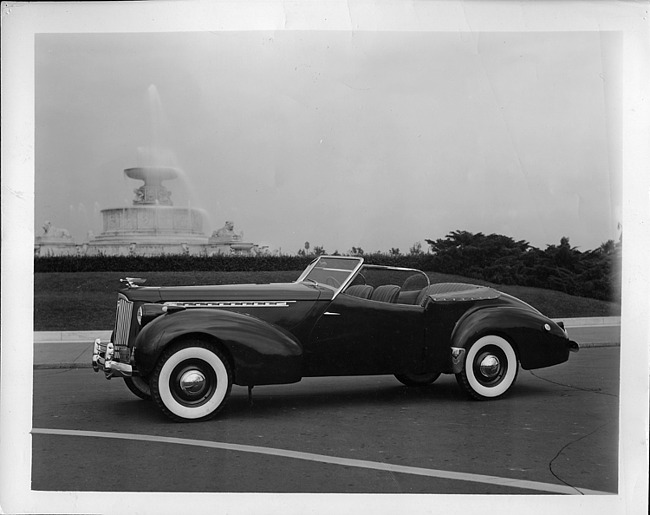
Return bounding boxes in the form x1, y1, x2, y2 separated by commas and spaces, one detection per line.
164, 300, 296, 309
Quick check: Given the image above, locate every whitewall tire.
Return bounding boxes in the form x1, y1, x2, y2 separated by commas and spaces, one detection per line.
151, 340, 232, 422
456, 335, 518, 400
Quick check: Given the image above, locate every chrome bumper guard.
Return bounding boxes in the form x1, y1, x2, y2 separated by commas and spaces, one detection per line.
92, 338, 133, 378
450, 347, 466, 374
568, 340, 580, 352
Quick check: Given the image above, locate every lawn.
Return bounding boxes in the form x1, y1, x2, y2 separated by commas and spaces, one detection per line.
34, 270, 621, 331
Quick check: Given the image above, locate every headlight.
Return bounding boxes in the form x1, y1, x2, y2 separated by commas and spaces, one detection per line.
137, 303, 167, 327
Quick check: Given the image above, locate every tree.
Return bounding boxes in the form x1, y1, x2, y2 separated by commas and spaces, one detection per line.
425, 230, 530, 281
544, 236, 579, 271
299, 243, 326, 256
420, 229, 620, 301
409, 241, 423, 255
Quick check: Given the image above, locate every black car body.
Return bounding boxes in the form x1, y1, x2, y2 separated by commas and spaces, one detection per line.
93, 256, 579, 421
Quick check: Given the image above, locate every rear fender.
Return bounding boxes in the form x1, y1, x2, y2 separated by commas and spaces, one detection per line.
134, 308, 303, 386
450, 307, 572, 370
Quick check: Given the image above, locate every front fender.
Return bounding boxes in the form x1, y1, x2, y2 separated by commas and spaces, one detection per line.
450, 306, 573, 370
134, 308, 303, 386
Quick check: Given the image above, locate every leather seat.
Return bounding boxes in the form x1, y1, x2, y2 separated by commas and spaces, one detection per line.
345, 284, 374, 299
370, 285, 401, 303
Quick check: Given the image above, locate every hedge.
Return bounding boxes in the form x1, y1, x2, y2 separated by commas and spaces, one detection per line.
33, 248, 620, 303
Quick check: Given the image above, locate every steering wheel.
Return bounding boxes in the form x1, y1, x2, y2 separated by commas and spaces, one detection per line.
325, 276, 341, 288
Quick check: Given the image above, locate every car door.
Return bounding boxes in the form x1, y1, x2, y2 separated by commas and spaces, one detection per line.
303, 292, 426, 376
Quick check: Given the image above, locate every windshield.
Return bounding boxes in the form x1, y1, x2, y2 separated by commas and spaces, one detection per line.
296, 256, 364, 292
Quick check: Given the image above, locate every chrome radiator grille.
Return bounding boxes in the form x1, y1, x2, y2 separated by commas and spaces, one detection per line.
113, 295, 133, 347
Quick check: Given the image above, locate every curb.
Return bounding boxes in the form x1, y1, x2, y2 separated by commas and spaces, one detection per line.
572, 342, 620, 349
33, 318, 621, 371
32, 317, 622, 343
34, 331, 111, 343
553, 316, 621, 328
35, 342, 621, 371
34, 363, 91, 370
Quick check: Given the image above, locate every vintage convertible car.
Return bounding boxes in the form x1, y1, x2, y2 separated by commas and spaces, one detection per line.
92, 256, 579, 421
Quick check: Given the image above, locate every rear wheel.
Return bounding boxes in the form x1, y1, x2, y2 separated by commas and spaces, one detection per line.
151, 340, 232, 422
395, 371, 441, 387
123, 376, 151, 400
456, 335, 518, 400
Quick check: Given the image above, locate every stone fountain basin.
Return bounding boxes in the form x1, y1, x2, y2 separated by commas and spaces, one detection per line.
93, 205, 207, 244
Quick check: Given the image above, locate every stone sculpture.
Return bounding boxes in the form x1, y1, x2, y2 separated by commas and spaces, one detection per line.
39, 221, 73, 241
211, 221, 243, 242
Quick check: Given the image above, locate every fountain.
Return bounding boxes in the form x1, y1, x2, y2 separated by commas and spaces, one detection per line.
35, 166, 262, 257
34, 85, 263, 257
84, 166, 208, 255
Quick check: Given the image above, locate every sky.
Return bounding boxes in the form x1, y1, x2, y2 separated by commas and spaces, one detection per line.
35, 30, 622, 254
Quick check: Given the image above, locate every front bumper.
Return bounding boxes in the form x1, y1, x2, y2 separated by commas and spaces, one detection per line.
92, 338, 133, 378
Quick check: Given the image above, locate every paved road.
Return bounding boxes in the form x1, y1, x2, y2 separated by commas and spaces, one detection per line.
31, 346, 619, 495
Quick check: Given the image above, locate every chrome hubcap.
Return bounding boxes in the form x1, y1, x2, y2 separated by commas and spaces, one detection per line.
479, 355, 501, 379
179, 370, 206, 395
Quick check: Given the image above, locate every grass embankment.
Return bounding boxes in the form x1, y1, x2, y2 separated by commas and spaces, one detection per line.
34, 270, 621, 331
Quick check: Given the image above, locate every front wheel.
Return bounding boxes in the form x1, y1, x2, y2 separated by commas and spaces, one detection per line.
395, 371, 441, 387
151, 340, 232, 422
455, 335, 519, 400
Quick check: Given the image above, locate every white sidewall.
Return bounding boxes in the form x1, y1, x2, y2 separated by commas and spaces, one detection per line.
465, 335, 517, 398
158, 347, 229, 420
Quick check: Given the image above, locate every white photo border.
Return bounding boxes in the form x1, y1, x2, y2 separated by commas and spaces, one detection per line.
2, 1, 648, 514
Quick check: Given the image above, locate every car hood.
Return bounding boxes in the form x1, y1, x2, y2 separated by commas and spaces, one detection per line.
122, 281, 326, 303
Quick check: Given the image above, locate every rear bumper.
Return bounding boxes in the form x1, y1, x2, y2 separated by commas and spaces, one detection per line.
92, 338, 133, 378
568, 340, 580, 352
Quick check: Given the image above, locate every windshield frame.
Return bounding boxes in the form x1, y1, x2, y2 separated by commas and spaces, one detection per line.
296, 256, 365, 297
